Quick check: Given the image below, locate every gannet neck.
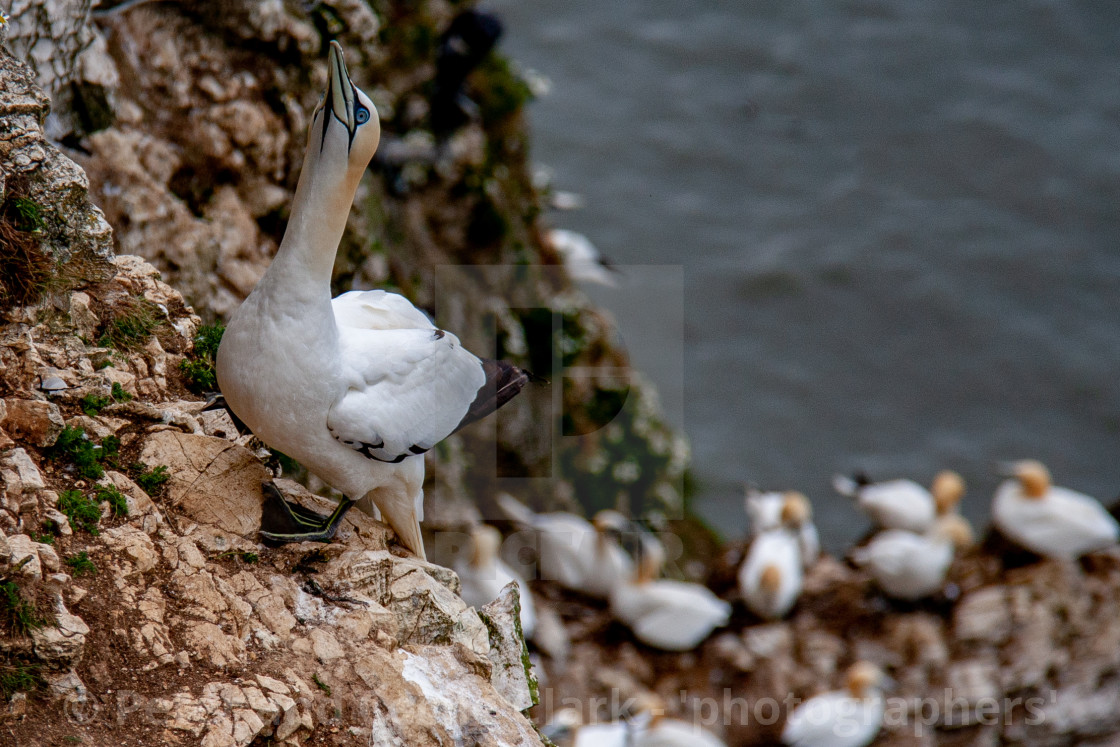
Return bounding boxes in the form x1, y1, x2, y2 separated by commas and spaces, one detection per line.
267, 40, 380, 293
270, 164, 358, 287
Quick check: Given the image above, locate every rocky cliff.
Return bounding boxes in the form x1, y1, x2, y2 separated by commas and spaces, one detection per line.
3, 3, 1120, 747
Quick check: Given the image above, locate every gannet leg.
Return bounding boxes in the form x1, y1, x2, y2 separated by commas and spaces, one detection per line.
258, 481, 356, 544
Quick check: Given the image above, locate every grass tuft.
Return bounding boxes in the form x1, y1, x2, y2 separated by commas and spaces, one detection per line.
178, 322, 224, 392
58, 490, 101, 536
95, 483, 129, 518
0, 660, 44, 699
131, 462, 170, 496
65, 552, 97, 578
79, 393, 111, 417
98, 297, 164, 351
47, 426, 104, 479
0, 581, 48, 637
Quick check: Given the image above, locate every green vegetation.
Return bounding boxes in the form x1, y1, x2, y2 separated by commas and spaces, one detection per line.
178, 322, 224, 392
65, 551, 97, 578
312, 673, 331, 696
0, 194, 55, 311
47, 426, 105, 479
83, 382, 135, 414
58, 490, 101, 536
31, 532, 54, 546
0, 661, 43, 699
0, 580, 48, 636
79, 392, 111, 417
472, 53, 533, 127
95, 483, 129, 518
131, 462, 170, 496
98, 297, 164, 351
6, 197, 45, 233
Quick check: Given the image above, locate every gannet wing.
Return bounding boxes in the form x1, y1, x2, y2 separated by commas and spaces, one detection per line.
332, 289, 435, 331
328, 326, 486, 462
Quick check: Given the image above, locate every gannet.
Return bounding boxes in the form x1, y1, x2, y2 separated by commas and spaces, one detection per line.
609, 533, 731, 651
542, 694, 726, 747
547, 228, 619, 287
833, 469, 964, 533
216, 43, 527, 559
782, 661, 891, 747
747, 490, 820, 569
850, 513, 974, 600
496, 494, 633, 598
992, 460, 1119, 559
739, 501, 804, 620
454, 524, 536, 638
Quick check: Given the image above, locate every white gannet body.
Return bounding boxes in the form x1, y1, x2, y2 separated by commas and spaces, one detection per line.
782, 662, 890, 747
496, 494, 633, 598
745, 490, 819, 569
545, 696, 726, 747
992, 460, 1119, 559
454, 524, 536, 638
850, 514, 974, 600
739, 529, 802, 620
609, 535, 731, 651
216, 43, 526, 559
547, 228, 618, 287
834, 473, 937, 532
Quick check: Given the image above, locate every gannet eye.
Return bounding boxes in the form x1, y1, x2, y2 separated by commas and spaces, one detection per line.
355, 107, 370, 125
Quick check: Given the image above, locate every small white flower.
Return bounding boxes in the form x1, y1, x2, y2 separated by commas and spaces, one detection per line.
612, 461, 640, 484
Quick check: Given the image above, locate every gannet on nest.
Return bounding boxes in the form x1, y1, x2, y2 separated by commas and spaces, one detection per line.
496, 494, 633, 598
992, 459, 1119, 559
216, 42, 528, 559
738, 497, 806, 620
850, 513, 974, 600
782, 661, 892, 747
833, 469, 964, 533
746, 489, 820, 569
609, 533, 731, 651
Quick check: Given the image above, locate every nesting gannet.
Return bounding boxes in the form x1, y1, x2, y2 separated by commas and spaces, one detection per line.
547, 228, 619, 287
850, 514, 974, 600
834, 470, 963, 533
496, 494, 633, 598
992, 460, 1119, 559
454, 524, 536, 638
610, 534, 731, 651
216, 43, 527, 559
745, 490, 819, 568
782, 661, 891, 747
543, 694, 726, 747
739, 502, 804, 620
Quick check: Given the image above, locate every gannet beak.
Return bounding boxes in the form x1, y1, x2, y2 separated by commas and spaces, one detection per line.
325, 40, 357, 136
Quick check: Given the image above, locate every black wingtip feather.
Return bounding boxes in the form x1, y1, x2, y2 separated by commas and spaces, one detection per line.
454, 359, 530, 432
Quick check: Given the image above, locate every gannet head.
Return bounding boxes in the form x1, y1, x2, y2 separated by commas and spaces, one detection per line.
304, 41, 381, 190
627, 692, 667, 727
1003, 459, 1051, 499
634, 533, 665, 584
592, 509, 631, 535
845, 661, 891, 699
931, 470, 966, 514
468, 524, 502, 568
934, 513, 975, 549
780, 491, 811, 527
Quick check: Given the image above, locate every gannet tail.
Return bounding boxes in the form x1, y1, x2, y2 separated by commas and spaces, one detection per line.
454, 359, 530, 432
371, 489, 427, 561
